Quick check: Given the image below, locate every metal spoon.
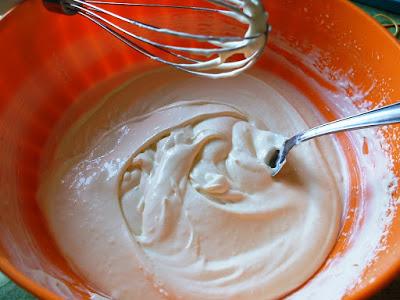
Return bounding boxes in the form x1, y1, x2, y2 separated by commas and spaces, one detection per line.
269, 102, 400, 176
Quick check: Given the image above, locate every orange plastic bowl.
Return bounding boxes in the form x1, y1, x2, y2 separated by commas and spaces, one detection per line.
0, 0, 400, 299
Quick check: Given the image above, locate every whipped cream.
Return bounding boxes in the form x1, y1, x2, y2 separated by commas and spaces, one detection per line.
38, 69, 343, 299
189, 0, 268, 77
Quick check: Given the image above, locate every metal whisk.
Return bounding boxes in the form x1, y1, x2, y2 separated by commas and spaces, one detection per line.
43, 0, 269, 78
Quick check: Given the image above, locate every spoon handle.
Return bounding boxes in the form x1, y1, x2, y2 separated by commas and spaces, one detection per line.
299, 102, 400, 142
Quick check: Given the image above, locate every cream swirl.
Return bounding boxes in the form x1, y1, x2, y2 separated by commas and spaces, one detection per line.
120, 104, 285, 240
114, 101, 340, 299
38, 72, 343, 300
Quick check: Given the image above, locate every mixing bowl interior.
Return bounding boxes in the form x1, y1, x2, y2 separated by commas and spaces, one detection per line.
0, 0, 400, 299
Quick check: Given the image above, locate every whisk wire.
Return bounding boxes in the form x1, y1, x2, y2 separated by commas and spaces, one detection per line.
73, 0, 258, 42
81, 9, 262, 78
77, 9, 200, 63
74, 4, 251, 55
55, 0, 268, 77
85, 1, 237, 15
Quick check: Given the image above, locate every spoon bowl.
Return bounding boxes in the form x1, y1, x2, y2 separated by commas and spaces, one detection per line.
269, 102, 400, 176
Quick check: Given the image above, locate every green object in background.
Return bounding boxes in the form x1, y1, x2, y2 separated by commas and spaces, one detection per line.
0, 272, 35, 300
354, 0, 400, 14
0, 2, 398, 300
355, 2, 400, 37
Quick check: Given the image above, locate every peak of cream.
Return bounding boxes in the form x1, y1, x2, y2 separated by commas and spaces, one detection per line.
38, 71, 343, 299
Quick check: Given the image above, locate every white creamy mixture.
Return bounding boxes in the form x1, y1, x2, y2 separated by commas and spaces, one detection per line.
38, 70, 344, 299
174, 0, 268, 77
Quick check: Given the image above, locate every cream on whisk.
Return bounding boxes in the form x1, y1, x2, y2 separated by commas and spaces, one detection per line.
44, 0, 267, 78
210, 0, 268, 76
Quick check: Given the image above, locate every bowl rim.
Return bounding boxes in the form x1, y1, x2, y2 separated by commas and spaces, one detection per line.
0, 0, 399, 299
336, 1, 400, 299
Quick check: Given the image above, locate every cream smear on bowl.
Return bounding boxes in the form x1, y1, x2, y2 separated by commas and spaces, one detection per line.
38, 68, 346, 299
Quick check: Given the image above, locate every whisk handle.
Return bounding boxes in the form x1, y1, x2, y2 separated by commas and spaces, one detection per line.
43, 0, 78, 15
